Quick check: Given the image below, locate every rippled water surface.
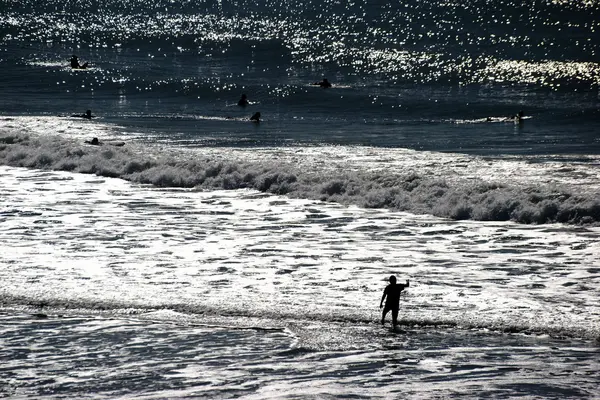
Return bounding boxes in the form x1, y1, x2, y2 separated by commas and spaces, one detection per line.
1, 165, 599, 398
1, 0, 600, 152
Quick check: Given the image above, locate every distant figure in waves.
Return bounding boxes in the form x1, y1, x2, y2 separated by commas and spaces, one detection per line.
70, 55, 88, 69
313, 78, 332, 88
250, 112, 261, 123
380, 275, 409, 328
503, 110, 525, 124
71, 109, 94, 119
514, 110, 525, 123
485, 110, 525, 124
84, 137, 125, 147
238, 93, 249, 107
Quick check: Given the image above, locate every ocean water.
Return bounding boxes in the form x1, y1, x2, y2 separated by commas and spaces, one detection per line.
1, 0, 600, 398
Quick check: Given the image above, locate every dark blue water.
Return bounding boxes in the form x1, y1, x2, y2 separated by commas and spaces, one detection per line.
1, 0, 599, 153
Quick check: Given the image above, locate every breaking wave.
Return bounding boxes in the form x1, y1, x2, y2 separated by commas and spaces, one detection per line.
1, 124, 599, 225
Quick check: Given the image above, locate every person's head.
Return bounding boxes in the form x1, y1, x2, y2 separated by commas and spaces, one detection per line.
518, 110, 524, 117
241, 94, 247, 99
91, 137, 99, 145
389, 275, 396, 284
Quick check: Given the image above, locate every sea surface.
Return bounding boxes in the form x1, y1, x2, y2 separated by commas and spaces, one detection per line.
1, 0, 599, 398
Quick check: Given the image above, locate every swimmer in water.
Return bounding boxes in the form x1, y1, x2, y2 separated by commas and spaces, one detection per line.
515, 110, 525, 123
70, 55, 89, 69
250, 112, 261, 123
312, 78, 332, 88
238, 93, 249, 107
71, 110, 94, 119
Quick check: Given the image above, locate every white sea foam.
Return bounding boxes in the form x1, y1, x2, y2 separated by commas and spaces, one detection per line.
1, 116, 599, 225
1, 158, 600, 397
1, 163, 599, 341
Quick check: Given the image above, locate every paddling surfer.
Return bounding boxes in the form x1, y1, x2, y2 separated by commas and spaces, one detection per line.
70, 55, 88, 69
514, 110, 524, 123
380, 275, 409, 328
312, 78, 332, 88
72, 109, 94, 119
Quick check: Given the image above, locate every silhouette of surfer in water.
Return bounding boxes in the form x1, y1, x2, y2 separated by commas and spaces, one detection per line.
514, 110, 524, 123
503, 110, 525, 124
313, 78, 332, 88
485, 110, 525, 124
238, 93, 249, 107
250, 112, 261, 123
70, 55, 88, 69
71, 109, 94, 119
83, 137, 125, 147
380, 275, 409, 328
224, 111, 261, 122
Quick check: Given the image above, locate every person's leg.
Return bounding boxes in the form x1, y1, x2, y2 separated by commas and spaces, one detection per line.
391, 308, 399, 327
381, 307, 390, 325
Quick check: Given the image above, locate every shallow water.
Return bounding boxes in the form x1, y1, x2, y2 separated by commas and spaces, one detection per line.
1, 165, 599, 398
2, 311, 599, 399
